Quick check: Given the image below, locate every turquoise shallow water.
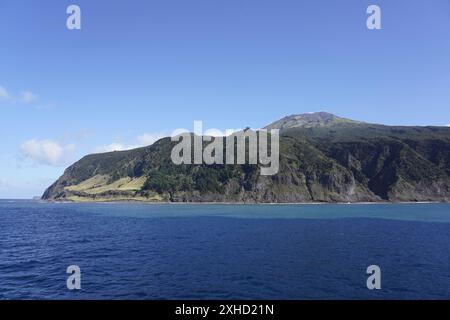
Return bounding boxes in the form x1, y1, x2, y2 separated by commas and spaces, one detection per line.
69, 202, 450, 222
1, 201, 449, 299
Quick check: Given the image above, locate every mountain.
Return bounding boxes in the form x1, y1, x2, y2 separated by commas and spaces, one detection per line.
42, 113, 450, 203
264, 111, 361, 130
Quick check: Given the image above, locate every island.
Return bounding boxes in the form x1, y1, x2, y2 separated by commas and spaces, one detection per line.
42, 112, 450, 203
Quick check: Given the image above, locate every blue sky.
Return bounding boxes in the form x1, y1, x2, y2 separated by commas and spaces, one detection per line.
1, 0, 450, 198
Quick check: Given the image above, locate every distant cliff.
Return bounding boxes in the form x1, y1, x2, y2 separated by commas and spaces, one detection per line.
43, 112, 450, 203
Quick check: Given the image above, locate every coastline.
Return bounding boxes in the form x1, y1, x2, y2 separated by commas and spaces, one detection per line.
37, 199, 448, 205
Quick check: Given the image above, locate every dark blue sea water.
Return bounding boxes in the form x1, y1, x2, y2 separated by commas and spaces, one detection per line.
1, 200, 449, 299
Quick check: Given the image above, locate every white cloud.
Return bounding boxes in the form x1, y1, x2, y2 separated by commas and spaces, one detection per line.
93, 143, 136, 153
137, 132, 166, 146
94, 132, 167, 154
0, 85, 44, 106
446, 124, 450, 127
204, 128, 225, 137
0, 85, 10, 100
203, 128, 243, 137
172, 128, 244, 138
94, 129, 250, 155
170, 128, 189, 137
21, 139, 75, 166
20, 91, 38, 103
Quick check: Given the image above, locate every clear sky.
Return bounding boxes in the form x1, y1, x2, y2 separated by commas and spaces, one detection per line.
1, 0, 450, 198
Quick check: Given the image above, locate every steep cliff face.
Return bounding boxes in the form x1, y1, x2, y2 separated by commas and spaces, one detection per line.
42, 113, 450, 203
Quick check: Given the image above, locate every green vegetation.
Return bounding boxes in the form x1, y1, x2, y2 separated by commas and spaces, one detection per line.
43, 113, 450, 203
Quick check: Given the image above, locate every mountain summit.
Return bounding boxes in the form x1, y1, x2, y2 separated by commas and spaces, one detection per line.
264, 112, 360, 130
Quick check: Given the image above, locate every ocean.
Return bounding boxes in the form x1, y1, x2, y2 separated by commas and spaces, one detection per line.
0, 200, 449, 299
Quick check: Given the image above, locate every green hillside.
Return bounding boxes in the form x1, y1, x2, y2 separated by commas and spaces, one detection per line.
42, 113, 450, 203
